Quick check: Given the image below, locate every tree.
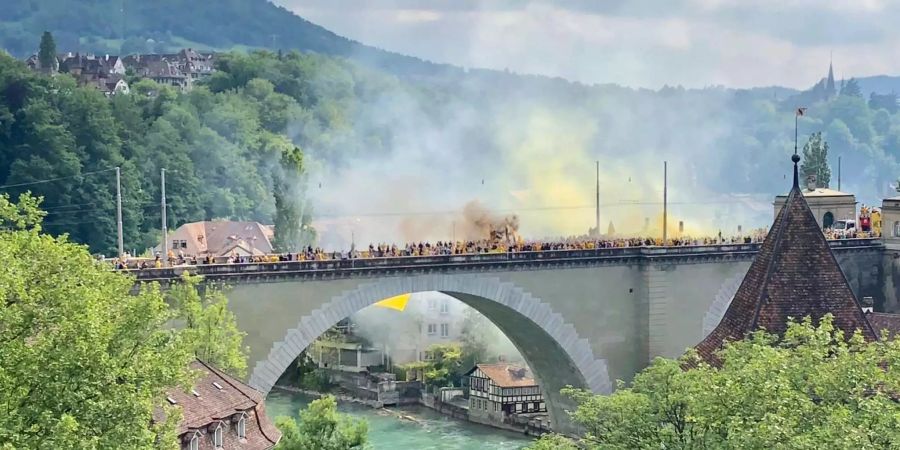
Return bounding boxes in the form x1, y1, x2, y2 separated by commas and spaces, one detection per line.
37, 31, 57, 74
168, 272, 249, 377
840, 78, 863, 98
399, 343, 465, 388
537, 315, 900, 449
525, 434, 579, 450
275, 395, 368, 450
800, 131, 831, 188
868, 92, 898, 114
0, 193, 193, 449
273, 145, 309, 252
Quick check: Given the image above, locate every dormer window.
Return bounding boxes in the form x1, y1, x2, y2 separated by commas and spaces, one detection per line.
236, 412, 247, 438
187, 431, 200, 450
212, 422, 224, 448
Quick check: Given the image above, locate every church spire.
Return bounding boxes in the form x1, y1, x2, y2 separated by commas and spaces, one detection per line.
826, 52, 836, 97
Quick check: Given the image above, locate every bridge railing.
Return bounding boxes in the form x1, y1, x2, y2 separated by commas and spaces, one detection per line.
128, 237, 882, 281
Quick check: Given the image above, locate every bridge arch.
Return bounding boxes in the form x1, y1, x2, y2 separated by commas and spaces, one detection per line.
248, 273, 612, 433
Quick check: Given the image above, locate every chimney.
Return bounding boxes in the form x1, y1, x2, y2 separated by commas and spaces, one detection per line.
861, 296, 874, 314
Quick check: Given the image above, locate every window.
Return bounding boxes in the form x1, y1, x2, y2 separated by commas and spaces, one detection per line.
440, 299, 449, 314
237, 414, 247, 439
440, 323, 449, 338
428, 299, 436, 310
188, 432, 200, 450
212, 423, 224, 448
427, 324, 437, 336
894, 221, 900, 238
516, 403, 523, 412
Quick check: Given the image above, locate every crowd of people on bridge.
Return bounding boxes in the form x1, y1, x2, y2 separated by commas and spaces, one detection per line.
110, 231, 778, 270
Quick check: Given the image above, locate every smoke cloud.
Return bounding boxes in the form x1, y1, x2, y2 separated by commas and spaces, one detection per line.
303, 74, 774, 250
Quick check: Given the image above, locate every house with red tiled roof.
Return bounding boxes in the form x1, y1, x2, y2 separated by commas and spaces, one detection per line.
464, 363, 545, 426
695, 154, 878, 366
159, 221, 274, 258
160, 360, 280, 450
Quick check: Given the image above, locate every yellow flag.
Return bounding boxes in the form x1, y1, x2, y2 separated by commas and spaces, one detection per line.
374, 293, 411, 312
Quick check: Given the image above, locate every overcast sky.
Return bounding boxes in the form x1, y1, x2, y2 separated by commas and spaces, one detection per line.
275, 0, 900, 89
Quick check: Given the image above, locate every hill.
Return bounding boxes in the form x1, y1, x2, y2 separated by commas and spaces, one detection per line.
0, 0, 459, 77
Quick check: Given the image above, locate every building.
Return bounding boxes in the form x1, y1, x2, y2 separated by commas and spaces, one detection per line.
881, 192, 900, 249
697, 155, 877, 366
312, 340, 385, 373
773, 179, 856, 229
26, 52, 131, 96
161, 221, 274, 257
465, 363, 546, 426
122, 49, 216, 91
160, 360, 280, 450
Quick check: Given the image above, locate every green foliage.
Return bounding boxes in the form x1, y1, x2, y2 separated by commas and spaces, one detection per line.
399, 343, 464, 388
169, 272, 249, 378
275, 395, 368, 450
801, 132, 831, 188
557, 315, 900, 449
841, 78, 863, 98
0, 0, 441, 77
525, 433, 580, 450
0, 193, 194, 449
273, 145, 309, 252
37, 31, 55, 72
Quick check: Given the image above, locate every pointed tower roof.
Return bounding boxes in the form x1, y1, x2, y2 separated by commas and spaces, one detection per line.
826, 56, 836, 96
694, 154, 875, 366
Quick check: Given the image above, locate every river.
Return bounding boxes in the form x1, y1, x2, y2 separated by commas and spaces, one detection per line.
266, 390, 534, 449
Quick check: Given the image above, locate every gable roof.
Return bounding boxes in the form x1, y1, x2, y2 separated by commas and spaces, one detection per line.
163, 360, 280, 447
163, 221, 274, 257
695, 158, 876, 366
467, 363, 538, 388
866, 312, 900, 339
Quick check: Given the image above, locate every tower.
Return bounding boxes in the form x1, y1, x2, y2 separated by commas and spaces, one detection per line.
693, 153, 876, 367
826, 54, 836, 98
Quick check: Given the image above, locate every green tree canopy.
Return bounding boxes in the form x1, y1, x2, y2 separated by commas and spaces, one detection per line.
801, 131, 832, 188
0, 193, 193, 449
531, 315, 900, 449
275, 395, 368, 450
168, 272, 249, 378
840, 78, 863, 98
273, 144, 310, 252
37, 31, 57, 73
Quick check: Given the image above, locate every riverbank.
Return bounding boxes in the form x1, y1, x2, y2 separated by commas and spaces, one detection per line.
266, 389, 534, 449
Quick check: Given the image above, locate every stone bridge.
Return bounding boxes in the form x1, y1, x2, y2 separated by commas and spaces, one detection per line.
134, 238, 887, 434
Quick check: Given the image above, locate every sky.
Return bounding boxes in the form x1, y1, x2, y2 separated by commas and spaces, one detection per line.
275, 0, 900, 89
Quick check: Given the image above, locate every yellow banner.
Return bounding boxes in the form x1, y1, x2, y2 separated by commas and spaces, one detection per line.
373, 293, 412, 312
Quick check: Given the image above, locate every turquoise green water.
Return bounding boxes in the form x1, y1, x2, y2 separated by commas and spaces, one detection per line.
266, 390, 534, 450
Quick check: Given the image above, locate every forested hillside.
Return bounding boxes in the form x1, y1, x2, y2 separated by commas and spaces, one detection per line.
0, 0, 456, 77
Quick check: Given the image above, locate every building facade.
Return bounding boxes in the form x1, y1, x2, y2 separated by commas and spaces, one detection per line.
881, 195, 900, 249
774, 183, 856, 230
465, 363, 546, 426
161, 360, 280, 450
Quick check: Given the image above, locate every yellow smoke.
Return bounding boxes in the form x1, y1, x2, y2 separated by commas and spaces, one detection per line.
491, 106, 740, 239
